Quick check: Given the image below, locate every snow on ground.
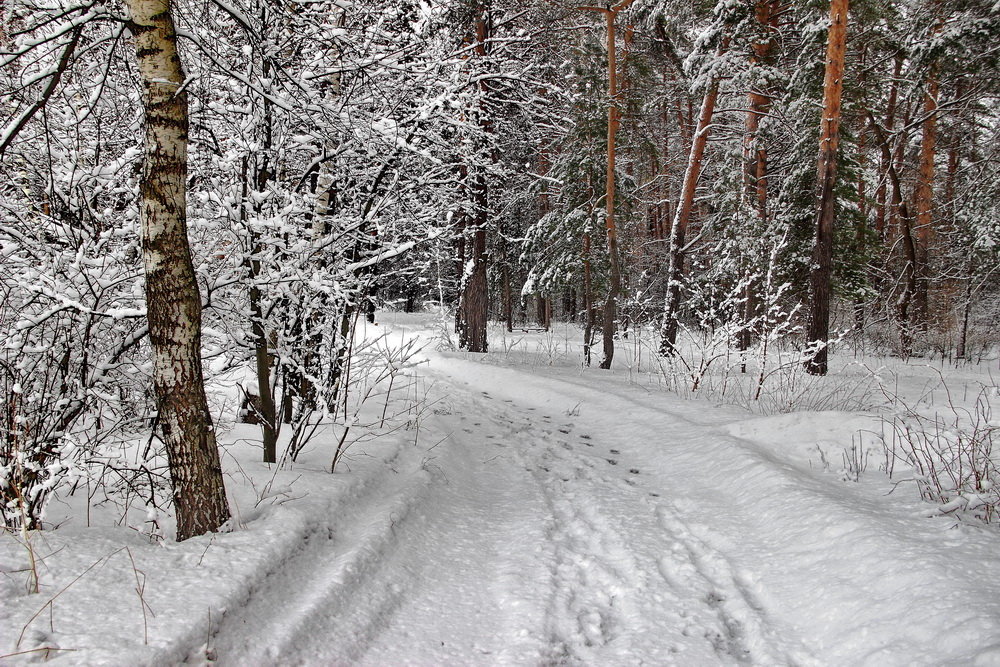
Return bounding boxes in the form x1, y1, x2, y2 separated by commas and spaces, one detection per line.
2, 312, 1000, 665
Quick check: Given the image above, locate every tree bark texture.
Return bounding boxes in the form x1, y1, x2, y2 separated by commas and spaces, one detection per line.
459, 190, 489, 352
127, 0, 231, 540
582, 231, 595, 366
875, 54, 902, 242
246, 74, 278, 462
805, 0, 849, 376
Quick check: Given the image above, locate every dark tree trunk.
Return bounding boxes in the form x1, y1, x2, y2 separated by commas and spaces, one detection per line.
868, 112, 919, 359
599, 5, 629, 370
456, 7, 491, 353
739, 0, 779, 365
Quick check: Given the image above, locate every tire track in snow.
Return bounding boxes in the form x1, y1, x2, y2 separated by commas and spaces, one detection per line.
349, 386, 560, 665
424, 386, 658, 664
528, 435, 645, 663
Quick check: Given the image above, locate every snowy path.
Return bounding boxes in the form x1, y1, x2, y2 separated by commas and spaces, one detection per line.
5, 321, 1000, 666
201, 320, 1000, 666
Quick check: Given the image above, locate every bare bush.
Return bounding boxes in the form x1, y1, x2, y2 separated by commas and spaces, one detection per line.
881, 385, 999, 523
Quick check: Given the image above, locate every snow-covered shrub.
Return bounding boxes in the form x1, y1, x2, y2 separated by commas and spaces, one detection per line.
881, 386, 999, 524
0, 230, 150, 530
284, 331, 427, 471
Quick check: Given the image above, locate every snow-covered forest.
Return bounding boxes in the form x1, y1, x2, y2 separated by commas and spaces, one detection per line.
2, 0, 999, 663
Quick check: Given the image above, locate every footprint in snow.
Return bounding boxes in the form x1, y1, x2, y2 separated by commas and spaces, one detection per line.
607, 459, 618, 466
629, 468, 640, 475
558, 428, 571, 434
610, 448, 620, 455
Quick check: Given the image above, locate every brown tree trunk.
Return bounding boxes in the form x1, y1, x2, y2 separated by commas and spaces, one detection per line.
126, 0, 231, 540
247, 48, 278, 462
249, 237, 277, 463
956, 254, 974, 360
805, 0, 849, 376
913, 69, 939, 332
874, 54, 902, 242
459, 207, 489, 352
578, 0, 633, 369
599, 5, 626, 369
582, 231, 594, 366
457, 6, 491, 353
659, 41, 726, 356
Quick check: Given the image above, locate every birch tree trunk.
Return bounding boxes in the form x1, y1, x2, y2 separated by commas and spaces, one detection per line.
805, 0, 849, 376
126, 0, 231, 540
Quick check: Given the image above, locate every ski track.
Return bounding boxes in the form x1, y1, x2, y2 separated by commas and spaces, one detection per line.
202, 356, 809, 666
204, 440, 437, 665
404, 365, 805, 665
207, 332, 990, 666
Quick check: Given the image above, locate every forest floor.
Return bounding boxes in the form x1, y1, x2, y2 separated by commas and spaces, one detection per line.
2, 312, 1000, 665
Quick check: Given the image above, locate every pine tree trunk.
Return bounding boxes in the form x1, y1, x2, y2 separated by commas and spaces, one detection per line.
805, 0, 849, 376
126, 0, 231, 540
583, 231, 594, 366
659, 47, 724, 356
874, 55, 902, 242
600, 7, 624, 370
460, 189, 489, 352
913, 70, 938, 332
956, 254, 974, 360
457, 8, 491, 353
